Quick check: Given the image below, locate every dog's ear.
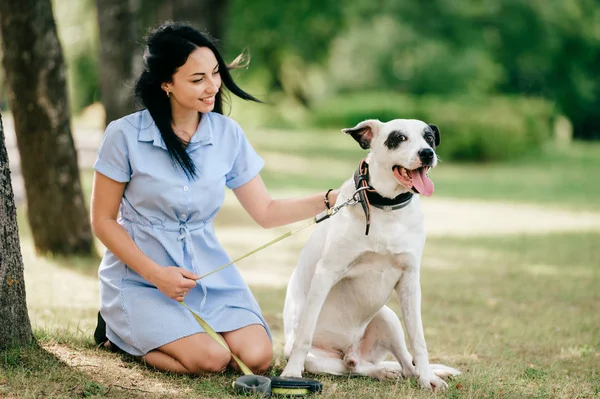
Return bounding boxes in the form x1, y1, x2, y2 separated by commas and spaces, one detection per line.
342, 119, 380, 150
428, 124, 440, 147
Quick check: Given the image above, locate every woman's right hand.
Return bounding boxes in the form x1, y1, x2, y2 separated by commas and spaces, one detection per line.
149, 266, 200, 302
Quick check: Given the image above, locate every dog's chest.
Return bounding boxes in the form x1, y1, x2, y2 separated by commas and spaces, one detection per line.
342, 252, 404, 288
357, 214, 426, 256
343, 197, 426, 250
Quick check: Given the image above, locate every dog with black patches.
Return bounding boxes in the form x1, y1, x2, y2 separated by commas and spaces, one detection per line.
281, 119, 460, 390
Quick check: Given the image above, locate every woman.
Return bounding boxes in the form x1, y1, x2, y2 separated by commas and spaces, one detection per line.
91, 22, 338, 375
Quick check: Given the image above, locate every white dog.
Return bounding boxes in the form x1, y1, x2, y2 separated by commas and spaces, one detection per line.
281, 119, 460, 390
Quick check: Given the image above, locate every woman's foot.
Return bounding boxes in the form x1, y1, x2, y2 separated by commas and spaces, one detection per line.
93, 311, 124, 353
93, 311, 107, 346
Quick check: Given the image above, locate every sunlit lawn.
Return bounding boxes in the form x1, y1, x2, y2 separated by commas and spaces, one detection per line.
5, 229, 599, 398
2, 126, 600, 398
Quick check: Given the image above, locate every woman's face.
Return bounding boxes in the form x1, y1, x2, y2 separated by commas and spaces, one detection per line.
163, 46, 222, 114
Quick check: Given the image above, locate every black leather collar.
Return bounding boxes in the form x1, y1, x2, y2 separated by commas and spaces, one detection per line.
353, 159, 413, 235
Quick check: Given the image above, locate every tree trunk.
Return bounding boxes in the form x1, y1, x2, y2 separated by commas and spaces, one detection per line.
0, 113, 35, 350
164, 0, 230, 41
0, 0, 96, 257
96, 0, 138, 127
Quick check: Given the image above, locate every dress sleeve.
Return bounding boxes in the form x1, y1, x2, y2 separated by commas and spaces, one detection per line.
225, 123, 265, 189
93, 120, 132, 183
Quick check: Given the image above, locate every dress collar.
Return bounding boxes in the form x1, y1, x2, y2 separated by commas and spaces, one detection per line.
137, 109, 213, 150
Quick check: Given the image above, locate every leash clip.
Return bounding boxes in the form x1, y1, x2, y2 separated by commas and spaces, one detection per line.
314, 188, 366, 224
352, 186, 370, 203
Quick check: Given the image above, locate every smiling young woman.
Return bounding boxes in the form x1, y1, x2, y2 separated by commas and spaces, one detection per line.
90, 22, 338, 375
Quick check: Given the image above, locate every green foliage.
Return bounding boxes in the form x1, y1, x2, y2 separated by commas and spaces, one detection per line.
310, 92, 555, 161
226, 0, 599, 140
327, 15, 503, 96
52, 0, 100, 114
226, 0, 345, 104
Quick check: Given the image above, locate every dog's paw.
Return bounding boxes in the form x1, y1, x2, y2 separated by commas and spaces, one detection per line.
368, 362, 403, 381
418, 372, 448, 391
430, 363, 461, 379
400, 361, 418, 378
281, 364, 304, 378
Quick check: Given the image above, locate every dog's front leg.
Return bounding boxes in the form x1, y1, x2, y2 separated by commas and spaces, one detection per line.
281, 257, 349, 378
395, 270, 448, 391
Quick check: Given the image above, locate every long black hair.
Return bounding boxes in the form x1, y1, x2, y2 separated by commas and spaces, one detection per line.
134, 22, 260, 178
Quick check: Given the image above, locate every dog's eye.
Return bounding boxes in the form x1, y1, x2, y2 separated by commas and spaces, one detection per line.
384, 131, 407, 149
425, 134, 434, 144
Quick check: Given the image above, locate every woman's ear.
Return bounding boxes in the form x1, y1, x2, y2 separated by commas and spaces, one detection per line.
161, 83, 171, 96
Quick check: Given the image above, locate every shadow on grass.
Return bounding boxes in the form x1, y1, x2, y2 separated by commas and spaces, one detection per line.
1, 342, 114, 398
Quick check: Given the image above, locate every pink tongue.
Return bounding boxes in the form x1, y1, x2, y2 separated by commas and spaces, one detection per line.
411, 168, 435, 197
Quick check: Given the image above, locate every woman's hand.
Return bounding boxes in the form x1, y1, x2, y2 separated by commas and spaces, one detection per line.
150, 266, 200, 302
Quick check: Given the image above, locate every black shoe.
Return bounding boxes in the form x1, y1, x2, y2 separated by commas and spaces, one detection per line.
93, 311, 125, 354
94, 311, 107, 345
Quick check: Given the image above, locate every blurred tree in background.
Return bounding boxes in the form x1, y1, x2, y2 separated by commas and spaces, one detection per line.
96, 0, 138, 126
53, 0, 100, 115
226, 0, 344, 107
0, 0, 95, 256
40, 0, 600, 141
154, 0, 230, 41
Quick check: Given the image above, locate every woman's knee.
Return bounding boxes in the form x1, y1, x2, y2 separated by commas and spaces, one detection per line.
236, 341, 273, 373
161, 334, 232, 374
185, 344, 232, 374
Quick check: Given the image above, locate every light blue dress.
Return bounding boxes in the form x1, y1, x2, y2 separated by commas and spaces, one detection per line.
94, 109, 270, 356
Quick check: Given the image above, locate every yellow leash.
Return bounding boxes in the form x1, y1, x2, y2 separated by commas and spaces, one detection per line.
195, 218, 319, 282
179, 301, 254, 375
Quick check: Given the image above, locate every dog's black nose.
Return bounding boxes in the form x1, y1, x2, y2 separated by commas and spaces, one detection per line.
419, 148, 435, 164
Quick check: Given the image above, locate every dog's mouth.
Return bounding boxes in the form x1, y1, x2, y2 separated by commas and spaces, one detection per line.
392, 165, 435, 197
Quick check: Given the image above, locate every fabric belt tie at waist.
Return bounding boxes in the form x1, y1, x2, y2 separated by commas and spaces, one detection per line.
178, 223, 208, 309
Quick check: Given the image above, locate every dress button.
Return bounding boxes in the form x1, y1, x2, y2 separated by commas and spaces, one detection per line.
183, 186, 189, 191
181, 213, 187, 219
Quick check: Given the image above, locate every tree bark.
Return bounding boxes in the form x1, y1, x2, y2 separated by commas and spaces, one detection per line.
0, 0, 96, 257
96, 0, 138, 127
164, 0, 230, 41
0, 113, 35, 350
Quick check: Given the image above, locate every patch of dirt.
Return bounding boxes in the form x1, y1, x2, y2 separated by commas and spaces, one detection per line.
43, 343, 186, 398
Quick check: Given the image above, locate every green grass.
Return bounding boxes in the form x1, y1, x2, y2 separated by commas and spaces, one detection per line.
4, 231, 599, 398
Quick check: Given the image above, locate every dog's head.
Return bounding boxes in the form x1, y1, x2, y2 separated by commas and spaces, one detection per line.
342, 119, 440, 197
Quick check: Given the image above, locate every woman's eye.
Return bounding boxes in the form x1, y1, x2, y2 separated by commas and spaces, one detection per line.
192, 78, 203, 83
213, 70, 220, 75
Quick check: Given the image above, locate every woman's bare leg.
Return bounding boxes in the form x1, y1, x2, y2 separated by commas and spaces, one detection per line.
142, 332, 231, 374
223, 324, 273, 374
